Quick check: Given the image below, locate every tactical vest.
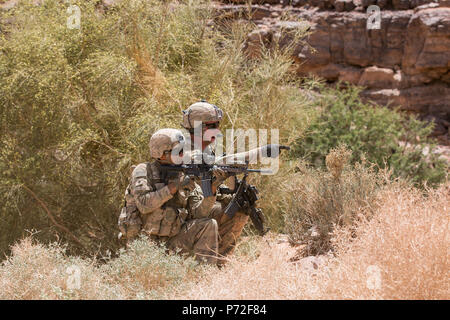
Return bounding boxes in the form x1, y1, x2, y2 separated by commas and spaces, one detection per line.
118, 162, 189, 240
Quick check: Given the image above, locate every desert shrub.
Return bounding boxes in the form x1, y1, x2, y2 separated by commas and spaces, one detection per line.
291, 85, 448, 187
0, 237, 119, 299
1, 183, 448, 300
101, 236, 210, 299
0, 235, 210, 299
283, 146, 388, 256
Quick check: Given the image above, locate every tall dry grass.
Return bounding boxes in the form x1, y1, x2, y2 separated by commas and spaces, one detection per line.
175, 182, 449, 300
1, 181, 447, 299
0, 236, 211, 299
283, 146, 389, 256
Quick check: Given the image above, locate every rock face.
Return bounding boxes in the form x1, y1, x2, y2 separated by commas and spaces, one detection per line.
215, 0, 450, 143
2, 0, 449, 142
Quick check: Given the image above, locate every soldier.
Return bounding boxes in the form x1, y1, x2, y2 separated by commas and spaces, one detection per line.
118, 128, 224, 265
181, 100, 287, 258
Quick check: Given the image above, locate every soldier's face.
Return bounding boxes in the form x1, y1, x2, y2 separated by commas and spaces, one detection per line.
158, 153, 171, 164
159, 150, 183, 164
202, 121, 221, 144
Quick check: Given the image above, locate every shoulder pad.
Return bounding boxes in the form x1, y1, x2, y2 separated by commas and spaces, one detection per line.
131, 163, 148, 179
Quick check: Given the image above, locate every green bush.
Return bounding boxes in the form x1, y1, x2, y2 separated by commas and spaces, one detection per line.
0, 0, 311, 257
291, 85, 448, 187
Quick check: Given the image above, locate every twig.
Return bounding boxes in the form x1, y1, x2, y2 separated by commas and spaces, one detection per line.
21, 184, 86, 251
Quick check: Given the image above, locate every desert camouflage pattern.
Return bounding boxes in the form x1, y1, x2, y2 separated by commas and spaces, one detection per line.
182, 101, 223, 129
183, 148, 249, 259
181, 102, 275, 260
149, 128, 185, 159
208, 198, 249, 258
167, 218, 219, 265
120, 160, 219, 264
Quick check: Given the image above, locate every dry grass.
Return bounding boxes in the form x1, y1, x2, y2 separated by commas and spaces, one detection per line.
0, 236, 210, 299
0, 238, 119, 299
128, 24, 168, 100
283, 147, 388, 256
174, 182, 449, 300
0, 181, 448, 299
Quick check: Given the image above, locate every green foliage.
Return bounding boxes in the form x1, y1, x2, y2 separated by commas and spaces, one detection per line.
0, 0, 445, 261
291, 85, 448, 187
0, 0, 311, 257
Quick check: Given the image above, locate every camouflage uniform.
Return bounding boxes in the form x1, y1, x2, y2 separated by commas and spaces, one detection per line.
182, 102, 250, 258
118, 129, 219, 265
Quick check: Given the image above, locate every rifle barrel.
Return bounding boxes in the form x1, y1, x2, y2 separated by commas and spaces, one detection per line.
246, 169, 270, 172
161, 164, 272, 175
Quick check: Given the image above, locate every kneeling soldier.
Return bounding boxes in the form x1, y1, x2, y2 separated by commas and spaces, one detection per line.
181, 101, 288, 258
118, 128, 220, 265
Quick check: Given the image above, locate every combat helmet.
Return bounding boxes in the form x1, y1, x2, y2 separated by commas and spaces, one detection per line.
182, 100, 223, 130
149, 128, 185, 159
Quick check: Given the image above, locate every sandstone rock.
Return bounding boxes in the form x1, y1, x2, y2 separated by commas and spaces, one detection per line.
358, 66, 402, 88
216, 2, 449, 141
393, 0, 412, 10
338, 65, 363, 83
415, 2, 440, 10
246, 26, 273, 58
334, 0, 345, 11
411, 0, 439, 8
362, 84, 450, 114
362, 88, 406, 108
377, 0, 389, 9
402, 8, 450, 82
440, 0, 450, 7
361, 0, 377, 7
335, 0, 356, 11
292, 0, 308, 6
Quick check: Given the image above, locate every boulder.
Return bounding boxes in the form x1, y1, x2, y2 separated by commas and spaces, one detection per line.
358, 66, 403, 88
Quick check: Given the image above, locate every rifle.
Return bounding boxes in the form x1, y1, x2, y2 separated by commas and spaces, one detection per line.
159, 163, 272, 197
220, 174, 269, 236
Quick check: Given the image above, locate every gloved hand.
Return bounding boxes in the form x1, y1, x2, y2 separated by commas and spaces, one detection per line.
168, 175, 192, 194
261, 144, 290, 158
212, 167, 229, 188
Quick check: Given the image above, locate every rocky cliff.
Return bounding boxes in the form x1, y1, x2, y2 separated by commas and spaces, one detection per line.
1, 0, 449, 142
215, 0, 450, 143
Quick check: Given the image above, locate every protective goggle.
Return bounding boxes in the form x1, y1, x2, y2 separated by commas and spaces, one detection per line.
162, 149, 184, 157
202, 122, 220, 129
